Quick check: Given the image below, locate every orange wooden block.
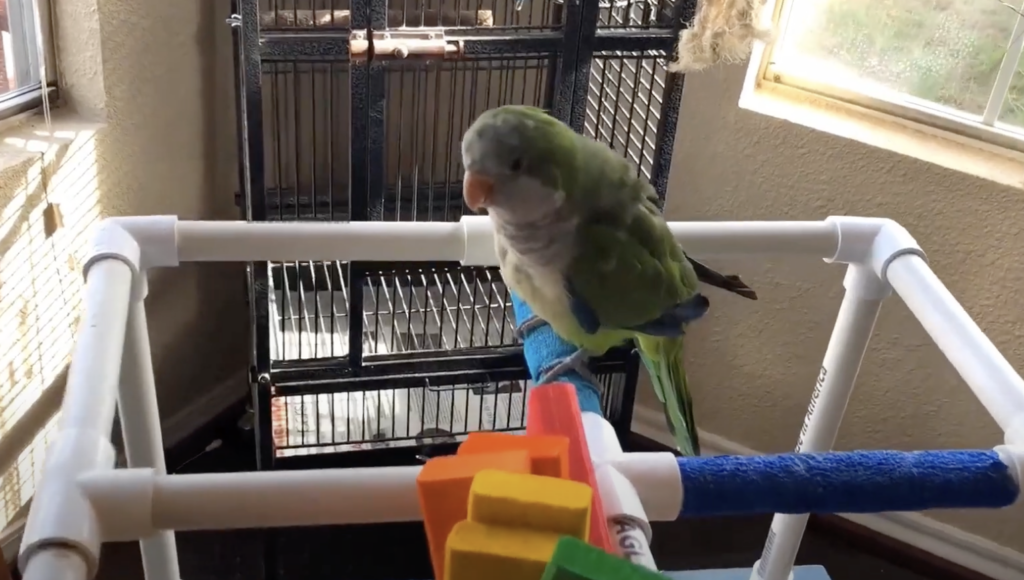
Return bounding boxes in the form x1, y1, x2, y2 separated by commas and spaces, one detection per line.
457, 432, 570, 479
417, 450, 532, 580
526, 382, 613, 555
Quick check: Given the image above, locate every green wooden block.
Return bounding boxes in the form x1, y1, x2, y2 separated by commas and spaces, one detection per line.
540, 536, 669, 580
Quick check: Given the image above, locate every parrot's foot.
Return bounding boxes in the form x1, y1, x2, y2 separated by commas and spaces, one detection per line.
513, 314, 547, 341
536, 348, 599, 387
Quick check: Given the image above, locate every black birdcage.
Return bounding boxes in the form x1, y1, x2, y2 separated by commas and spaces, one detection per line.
230, 0, 691, 471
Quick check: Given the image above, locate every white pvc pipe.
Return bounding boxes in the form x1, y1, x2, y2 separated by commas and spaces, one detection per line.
886, 254, 1024, 435
21, 547, 89, 580
144, 466, 422, 530
21, 258, 134, 580
58, 259, 134, 435
166, 218, 843, 265
175, 221, 471, 263
118, 288, 181, 580
754, 265, 888, 580
667, 220, 839, 259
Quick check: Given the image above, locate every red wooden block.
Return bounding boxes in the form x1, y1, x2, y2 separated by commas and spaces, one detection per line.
526, 382, 613, 554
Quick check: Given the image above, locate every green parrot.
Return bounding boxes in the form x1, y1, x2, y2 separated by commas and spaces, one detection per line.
460, 105, 757, 456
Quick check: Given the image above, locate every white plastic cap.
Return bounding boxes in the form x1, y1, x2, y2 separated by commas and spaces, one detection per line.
460, 215, 497, 266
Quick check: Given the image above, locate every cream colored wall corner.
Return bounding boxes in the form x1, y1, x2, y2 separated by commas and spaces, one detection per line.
0, 0, 250, 531
648, 62, 1024, 559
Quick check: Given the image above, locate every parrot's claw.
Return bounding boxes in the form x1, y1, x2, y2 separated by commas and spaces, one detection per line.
514, 314, 547, 341
536, 348, 599, 387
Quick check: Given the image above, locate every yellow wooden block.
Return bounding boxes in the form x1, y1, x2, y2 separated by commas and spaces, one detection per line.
444, 519, 561, 580
468, 469, 593, 540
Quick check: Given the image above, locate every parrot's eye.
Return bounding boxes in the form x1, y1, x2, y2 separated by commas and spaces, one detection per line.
509, 157, 524, 172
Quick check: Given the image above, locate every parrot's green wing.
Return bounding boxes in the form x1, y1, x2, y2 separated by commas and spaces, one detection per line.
565, 205, 700, 331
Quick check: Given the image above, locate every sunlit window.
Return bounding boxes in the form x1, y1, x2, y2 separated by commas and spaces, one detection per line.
757, 0, 1024, 151
0, 0, 54, 120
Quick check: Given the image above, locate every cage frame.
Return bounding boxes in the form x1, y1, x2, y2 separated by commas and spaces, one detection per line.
229, 0, 696, 470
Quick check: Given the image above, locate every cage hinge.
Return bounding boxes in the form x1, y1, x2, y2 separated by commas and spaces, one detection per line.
350, 29, 459, 60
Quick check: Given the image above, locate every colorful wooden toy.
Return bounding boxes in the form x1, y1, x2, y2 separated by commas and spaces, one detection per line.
444, 519, 563, 580
468, 469, 592, 540
458, 431, 570, 478
417, 450, 532, 580
526, 383, 613, 553
541, 536, 670, 580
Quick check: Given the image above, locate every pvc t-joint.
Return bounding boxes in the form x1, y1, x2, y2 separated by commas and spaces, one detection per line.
77, 468, 158, 541
19, 429, 116, 579
581, 412, 681, 523
824, 217, 927, 284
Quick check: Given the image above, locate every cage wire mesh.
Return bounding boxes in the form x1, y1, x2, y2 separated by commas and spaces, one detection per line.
241, 0, 680, 460
273, 371, 630, 456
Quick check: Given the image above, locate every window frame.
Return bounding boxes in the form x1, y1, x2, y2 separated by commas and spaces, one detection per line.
751, 0, 1024, 155
0, 0, 57, 122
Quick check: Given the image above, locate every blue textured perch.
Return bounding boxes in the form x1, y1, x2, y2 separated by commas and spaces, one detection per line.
512, 293, 1021, 518
677, 450, 1019, 517
512, 293, 605, 416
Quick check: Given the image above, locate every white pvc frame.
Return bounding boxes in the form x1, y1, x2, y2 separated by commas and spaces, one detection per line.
16, 215, 1024, 580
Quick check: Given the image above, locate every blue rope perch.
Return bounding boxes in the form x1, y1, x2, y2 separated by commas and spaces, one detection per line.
512, 293, 605, 416
677, 450, 1020, 517
511, 293, 1021, 516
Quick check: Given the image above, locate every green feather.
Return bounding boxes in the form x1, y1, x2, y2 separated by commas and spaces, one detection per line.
636, 335, 700, 456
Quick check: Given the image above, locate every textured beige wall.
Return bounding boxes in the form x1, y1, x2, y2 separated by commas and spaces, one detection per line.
646, 62, 1024, 551
0, 0, 247, 504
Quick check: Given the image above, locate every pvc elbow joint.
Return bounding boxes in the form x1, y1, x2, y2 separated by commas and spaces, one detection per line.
106, 215, 180, 270
824, 216, 927, 283
85, 220, 142, 281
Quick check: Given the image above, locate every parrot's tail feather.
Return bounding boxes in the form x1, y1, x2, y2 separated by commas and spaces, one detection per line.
687, 257, 758, 301
635, 335, 700, 456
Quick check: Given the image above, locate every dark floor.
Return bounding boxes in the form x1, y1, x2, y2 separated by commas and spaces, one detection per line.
86, 403, 958, 580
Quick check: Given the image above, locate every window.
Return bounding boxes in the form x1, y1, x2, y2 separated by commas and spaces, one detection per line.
753, 0, 1024, 152
0, 0, 55, 120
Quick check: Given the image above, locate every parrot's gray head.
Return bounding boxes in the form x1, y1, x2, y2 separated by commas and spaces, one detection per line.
460, 106, 570, 226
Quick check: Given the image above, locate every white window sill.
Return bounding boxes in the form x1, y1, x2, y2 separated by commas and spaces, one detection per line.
738, 74, 1024, 192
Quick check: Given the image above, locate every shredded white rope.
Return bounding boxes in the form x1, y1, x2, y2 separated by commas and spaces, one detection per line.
669, 0, 775, 73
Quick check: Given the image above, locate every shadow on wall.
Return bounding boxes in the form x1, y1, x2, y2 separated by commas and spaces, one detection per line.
0, 123, 101, 530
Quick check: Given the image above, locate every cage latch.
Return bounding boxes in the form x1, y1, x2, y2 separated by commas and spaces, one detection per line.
350, 29, 458, 60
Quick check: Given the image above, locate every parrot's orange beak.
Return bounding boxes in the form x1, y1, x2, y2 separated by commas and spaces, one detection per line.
463, 171, 493, 213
